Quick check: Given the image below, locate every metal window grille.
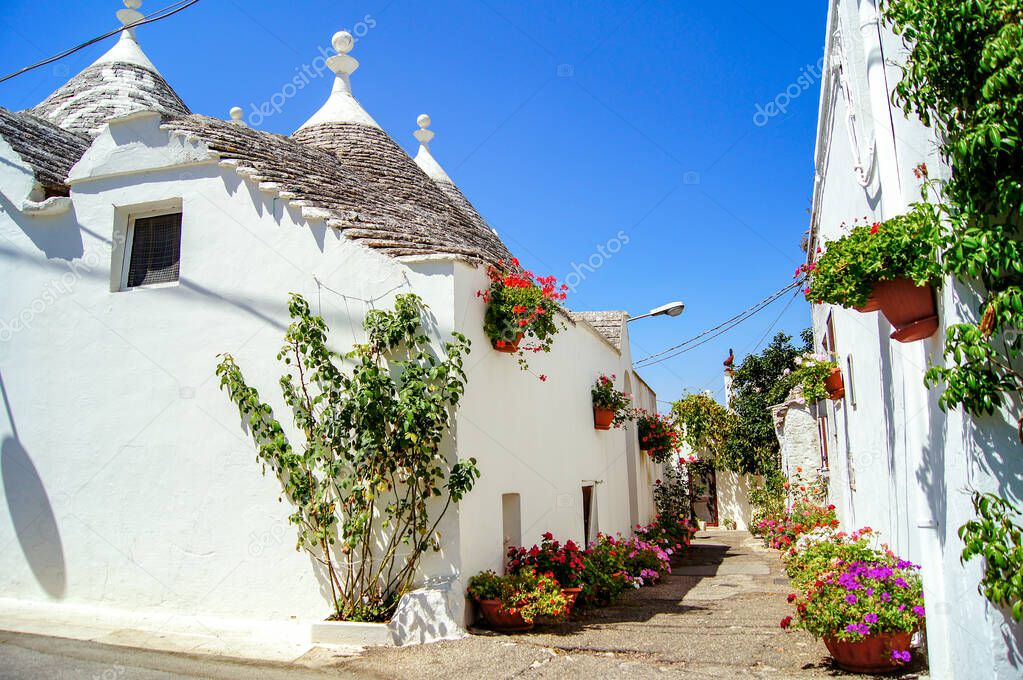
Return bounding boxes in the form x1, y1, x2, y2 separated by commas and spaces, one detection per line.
126, 212, 181, 288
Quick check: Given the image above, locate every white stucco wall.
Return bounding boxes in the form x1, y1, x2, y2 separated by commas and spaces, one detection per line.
810, 2, 1023, 677
0, 114, 458, 629
0, 111, 656, 634
451, 262, 656, 601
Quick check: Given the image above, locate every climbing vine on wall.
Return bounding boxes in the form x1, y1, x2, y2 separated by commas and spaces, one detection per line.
959, 492, 1023, 622
881, 0, 1023, 616
217, 294, 480, 622
881, 0, 1023, 428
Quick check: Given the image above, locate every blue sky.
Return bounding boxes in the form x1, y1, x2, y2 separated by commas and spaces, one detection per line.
0, 0, 827, 405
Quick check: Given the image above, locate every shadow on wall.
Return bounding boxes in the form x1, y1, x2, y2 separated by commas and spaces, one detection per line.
1, 436, 66, 598
1, 373, 66, 598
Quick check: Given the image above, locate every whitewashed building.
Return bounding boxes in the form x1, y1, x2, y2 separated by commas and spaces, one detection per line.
0, 3, 661, 645
807, 1, 1022, 677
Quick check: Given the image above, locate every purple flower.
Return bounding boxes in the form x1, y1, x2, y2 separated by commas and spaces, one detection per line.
845, 594, 858, 604
845, 623, 870, 636
894, 577, 909, 588
898, 605, 906, 612
865, 587, 874, 597
880, 592, 892, 603
864, 613, 879, 623
913, 605, 925, 617
891, 649, 911, 663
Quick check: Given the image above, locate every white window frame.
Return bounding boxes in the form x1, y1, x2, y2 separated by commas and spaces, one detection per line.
115, 203, 183, 292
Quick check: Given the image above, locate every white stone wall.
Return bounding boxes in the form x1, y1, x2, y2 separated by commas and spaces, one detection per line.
0, 114, 651, 633
811, 2, 1023, 677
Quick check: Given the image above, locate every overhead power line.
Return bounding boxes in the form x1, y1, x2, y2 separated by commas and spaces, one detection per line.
0, 0, 201, 85
634, 279, 805, 368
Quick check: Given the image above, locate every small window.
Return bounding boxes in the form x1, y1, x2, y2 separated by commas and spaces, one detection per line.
123, 212, 182, 289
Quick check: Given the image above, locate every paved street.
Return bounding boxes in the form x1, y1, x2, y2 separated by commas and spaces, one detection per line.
0, 532, 930, 679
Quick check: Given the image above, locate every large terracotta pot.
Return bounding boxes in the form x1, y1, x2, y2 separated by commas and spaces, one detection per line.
824, 366, 845, 400
593, 406, 614, 430
492, 333, 524, 353
561, 587, 582, 610
824, 631, 912, 673
477, 599, 534, 632
873, 278, 938, 342
854, 291, 882, 313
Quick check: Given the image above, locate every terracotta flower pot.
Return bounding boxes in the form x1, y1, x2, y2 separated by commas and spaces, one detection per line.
824, 631, 912, 673
593, 406, 614, 430
492, 333, 524, 353
561, 587, 582, 609
477, 599, 534, 632
874, 278, 938, 342
855, 290, 881, 313
824, 366, 845, 400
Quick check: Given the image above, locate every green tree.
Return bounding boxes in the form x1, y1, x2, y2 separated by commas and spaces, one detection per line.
217, 294, 480, 622
718, 330, 811, 475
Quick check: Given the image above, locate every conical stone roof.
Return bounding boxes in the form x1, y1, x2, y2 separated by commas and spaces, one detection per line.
29, 19, 188, 138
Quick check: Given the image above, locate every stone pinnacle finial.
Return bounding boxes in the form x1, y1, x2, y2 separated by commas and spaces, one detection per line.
414, 114, 434, 146
229, 107, 246, 126
326, 30, 360, 86
117, 0, 143, 28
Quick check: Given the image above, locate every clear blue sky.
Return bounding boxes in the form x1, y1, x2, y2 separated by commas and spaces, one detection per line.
0, 0, 826, 406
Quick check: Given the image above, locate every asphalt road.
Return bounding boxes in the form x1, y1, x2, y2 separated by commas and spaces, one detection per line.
0, 631, 359, 680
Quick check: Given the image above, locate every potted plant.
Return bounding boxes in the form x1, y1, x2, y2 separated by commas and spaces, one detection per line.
635, 410, 679, 463
507, 532, 587, 608
782, 553, 925, 673
791, 352, 842, 401
478, 258, 568, 366
591, 373, 633, 430
467, 567, 568, 632
579, 534, 635, 607
802, 203, 943, 342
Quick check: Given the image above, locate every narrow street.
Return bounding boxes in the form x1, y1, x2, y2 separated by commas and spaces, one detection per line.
1, 531, 930, 679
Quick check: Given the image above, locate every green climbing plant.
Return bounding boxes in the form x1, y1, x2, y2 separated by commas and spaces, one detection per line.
216, 293, 480, 622
880, 0, 1023, 427
959, 492, 1023, 622
671, 392, 730, 459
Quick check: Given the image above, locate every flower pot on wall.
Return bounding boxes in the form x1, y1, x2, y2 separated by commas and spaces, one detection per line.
854, 290, 881, 313
492, 333, 524, 353
593, 407, 614, 430
477, 600, 534, 632
824, 367, 845, 400
874, 278, 938, 342
823, 631, 912, 673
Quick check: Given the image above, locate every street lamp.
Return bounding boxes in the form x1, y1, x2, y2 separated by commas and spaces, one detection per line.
626, 301, 685, 323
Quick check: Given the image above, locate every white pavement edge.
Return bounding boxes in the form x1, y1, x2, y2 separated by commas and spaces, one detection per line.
0, 597, 363, 663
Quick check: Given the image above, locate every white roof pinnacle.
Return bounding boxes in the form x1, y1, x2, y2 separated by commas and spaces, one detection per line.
229, 107, 246, 126
89, 1, 160, 73
297, 30, 380, 130
412, 114, 454, 184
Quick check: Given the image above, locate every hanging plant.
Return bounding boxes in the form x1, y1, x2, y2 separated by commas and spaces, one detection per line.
802, 203, 943, 310
787, 352, 840, 402
478, 257, 568, 371
635, 410, 679, 464
591, 373, 633, 429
